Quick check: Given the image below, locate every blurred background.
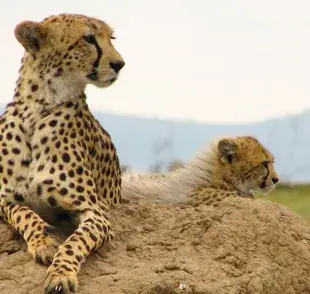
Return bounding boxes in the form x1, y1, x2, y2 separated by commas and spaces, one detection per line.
1, 0, 309, 220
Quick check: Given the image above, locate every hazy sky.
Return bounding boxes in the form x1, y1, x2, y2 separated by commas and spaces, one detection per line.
1, 0, 310, 124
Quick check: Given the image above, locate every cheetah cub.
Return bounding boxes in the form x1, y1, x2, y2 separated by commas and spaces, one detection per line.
122, 136, 279, 205
0, 13, 124, 293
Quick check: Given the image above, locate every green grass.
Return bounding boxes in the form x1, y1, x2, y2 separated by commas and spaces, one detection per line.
257, 184, 310, 222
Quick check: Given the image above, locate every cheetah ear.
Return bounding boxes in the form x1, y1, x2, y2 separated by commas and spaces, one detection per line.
218, 138, 238, 164
14, 21, 46, 53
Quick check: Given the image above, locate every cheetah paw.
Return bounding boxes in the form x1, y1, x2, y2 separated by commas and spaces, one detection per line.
28, 236, 60, 265
44, 272, 77, 294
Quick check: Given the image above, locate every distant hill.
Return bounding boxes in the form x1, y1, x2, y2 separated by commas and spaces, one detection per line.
1, 106, 309, 182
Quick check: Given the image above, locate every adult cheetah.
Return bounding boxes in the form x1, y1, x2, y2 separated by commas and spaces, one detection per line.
122, 136, 279, 205
0, 13, 124, 293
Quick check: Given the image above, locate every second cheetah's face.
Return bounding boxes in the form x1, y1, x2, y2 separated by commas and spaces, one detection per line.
14, 14, 125, 90
217, 136, 279, 196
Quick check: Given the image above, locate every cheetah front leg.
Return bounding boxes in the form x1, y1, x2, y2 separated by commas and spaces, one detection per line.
44, 206, 111, 294
0, 202, 59, 264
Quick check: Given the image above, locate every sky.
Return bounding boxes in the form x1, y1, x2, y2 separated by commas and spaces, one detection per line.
1, 0, 310, 124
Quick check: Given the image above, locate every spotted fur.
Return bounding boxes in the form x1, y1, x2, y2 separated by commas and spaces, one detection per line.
0, 13, 124, 294
122, 136, 279, 205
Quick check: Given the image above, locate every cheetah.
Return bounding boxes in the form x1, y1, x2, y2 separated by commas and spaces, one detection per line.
122, 136, 279, 206
0, 13, 125, 293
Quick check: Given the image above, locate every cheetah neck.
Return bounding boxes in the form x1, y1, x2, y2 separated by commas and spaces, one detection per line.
121, 142, 236, 204
5, 54, 87, 133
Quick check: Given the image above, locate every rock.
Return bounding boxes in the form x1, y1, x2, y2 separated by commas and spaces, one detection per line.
0, 197, 310, 293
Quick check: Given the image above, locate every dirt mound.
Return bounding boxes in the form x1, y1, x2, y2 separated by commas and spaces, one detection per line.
0, 197, 310, 294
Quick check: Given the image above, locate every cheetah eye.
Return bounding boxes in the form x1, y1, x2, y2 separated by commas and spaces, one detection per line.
110, 35, 116, 40
83, 34, 97, 44
227, 154, 233, 164
261, 161, 268, 168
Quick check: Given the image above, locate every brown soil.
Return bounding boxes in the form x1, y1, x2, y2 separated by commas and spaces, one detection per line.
0, 197, 310, 294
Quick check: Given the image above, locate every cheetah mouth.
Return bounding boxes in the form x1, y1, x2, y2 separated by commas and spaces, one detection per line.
87, 75, 116, 82
254, 182, 275, 195
86, 69, 118, 85
99, 77, 117, 87
107, 77, 117, 83
87, 74, 118, 88
259, 181, 275, 190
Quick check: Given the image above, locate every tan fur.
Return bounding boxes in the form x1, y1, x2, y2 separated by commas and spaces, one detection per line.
122, 136, 279, 205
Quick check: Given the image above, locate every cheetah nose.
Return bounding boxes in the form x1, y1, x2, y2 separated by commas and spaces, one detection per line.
272, 177, 279, 184
109, 61, 125, 73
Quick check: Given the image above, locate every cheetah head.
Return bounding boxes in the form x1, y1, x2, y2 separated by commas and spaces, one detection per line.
14, 13, 125, 96
217, 136, 279, 196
